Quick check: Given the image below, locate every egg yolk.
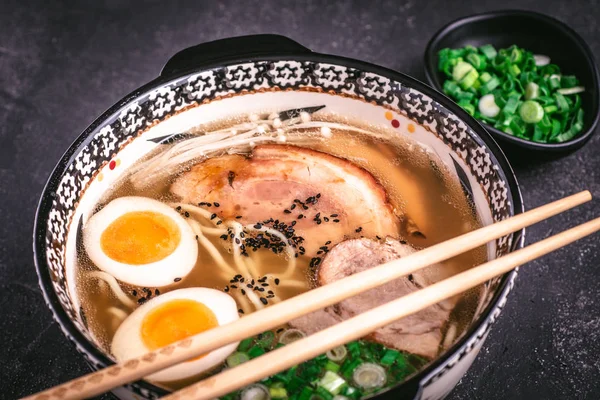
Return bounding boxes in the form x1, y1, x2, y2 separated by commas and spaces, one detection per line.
100, 211, 181, 265
141, 299, 218, 356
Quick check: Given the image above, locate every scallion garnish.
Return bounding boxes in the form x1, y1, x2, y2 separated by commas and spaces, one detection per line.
438, 44, 585, 143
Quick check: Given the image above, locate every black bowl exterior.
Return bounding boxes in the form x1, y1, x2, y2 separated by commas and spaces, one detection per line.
34, 35, 524, 400
424, 10, 600, 152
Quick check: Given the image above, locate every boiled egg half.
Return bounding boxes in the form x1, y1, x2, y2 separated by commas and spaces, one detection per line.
111, 287, 240, 382
83, 196, 197, 287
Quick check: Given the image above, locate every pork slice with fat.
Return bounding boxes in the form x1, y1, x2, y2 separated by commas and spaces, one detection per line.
170, 145, 400, 256
290, 238, 452, 358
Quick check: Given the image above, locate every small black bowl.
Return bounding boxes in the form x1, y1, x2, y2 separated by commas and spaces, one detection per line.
424, 10, 600, 152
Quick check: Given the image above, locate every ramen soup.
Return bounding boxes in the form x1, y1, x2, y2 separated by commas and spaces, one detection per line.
76, 110, 486, 398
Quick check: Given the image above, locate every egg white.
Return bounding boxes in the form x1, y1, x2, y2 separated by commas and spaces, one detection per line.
83, 196, 198, 287
111, 287, 240, 382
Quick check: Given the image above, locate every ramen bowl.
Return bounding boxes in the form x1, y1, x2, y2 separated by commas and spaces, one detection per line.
34, 35, 524, 400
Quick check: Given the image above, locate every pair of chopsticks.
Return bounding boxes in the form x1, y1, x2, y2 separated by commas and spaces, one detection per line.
25, 191, 598, 400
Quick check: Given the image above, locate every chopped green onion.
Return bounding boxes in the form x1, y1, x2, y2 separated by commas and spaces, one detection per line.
239, 337, 254, 352
458, 99, 475, 116
481, 76, 500, 94
459, 69, 479, 89
227, 352, 250, 367
561, 75, 578, 88
340, 358, 362, 378
508, 64, 521, 77
554, 93, 570, 112
270, 387, 288, 399
279, 329, 306, 345
319, 371, 347, 395
509, 46, 523, 63
298, 387, 313, 400
346, 342, 361, 359
325, 360, 341, 373
352, 363, 387, 390
452, 61, 474, 81
519, 100, 544, 123
548, 74, 561, 90
315, 387, 334, 400
466, 53, 487, 70
480, 72, 492, 83
241, 384, 271, 400
557, 86, 585, 95
479, 44, 497, 60
534, 54, 550, 66
525, 82, 539, 100
443, 80, 461, 98
326, 346, 348, 362
503, 94, 521, 115
256, 331, 275, 348
380, 350, 401, 366
543, 104, 558, 114
248, 345, 266, 358
478, 94, 500, 118
332, 396, 349, 400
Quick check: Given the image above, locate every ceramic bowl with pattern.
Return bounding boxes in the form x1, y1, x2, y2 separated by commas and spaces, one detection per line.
33, 35, 524, 400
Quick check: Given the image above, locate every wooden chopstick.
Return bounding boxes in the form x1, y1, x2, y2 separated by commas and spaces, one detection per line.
168, 216, 600, 400
24, 191, 591, 400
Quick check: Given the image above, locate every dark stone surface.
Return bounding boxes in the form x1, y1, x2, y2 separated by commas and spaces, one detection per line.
0, 0, 598, 399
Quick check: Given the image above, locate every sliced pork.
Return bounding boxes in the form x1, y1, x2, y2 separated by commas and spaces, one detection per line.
290, 238, 452, 358
170, 145, 400, 256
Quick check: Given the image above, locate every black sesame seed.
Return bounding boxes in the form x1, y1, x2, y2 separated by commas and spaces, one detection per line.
254, 223, 262, 229
216, 221, 223, 225
298, 214, 304, 219
333, 219, 340, 223
238, 309, 244, 314
290, 204, 296, 210
241, 289, 246, 295
137, 298, 147, 304
184, 211, 190, 218
317, 250, 323, 255
240, 277, 245, 283
213, 202, 220, 207
176, 206, 182, 211
210, 213, 217, 220
267, 294, 274, 299
274, 278, 280, 285
235, 238, 241, 244
260, 297, 268, 305
261, 283, 269, 287
236, 215, 243, 219
355, 227, 363, 233
316, 220, 322, 225
324, 217, 329, 222
195, 235, 199, 240
258, 277, 267, 283
316, 193, 321, 198
376, 235, 382, 240
258, 287, 265, 292
330, 213, 338, 217
268, 290, 274, 295
174, 277, 182, 282
224, 286, 229, 292
277, 328, 284, 333
325, 241, 332, 245
284, 209, 292, 214
231, 285, 238, 289
155, 289, 160, 296
132, 290, 137, 296
247, 283, 253, 288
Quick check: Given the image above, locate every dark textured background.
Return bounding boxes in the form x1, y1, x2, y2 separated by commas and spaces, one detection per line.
1, 0, 598, 399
